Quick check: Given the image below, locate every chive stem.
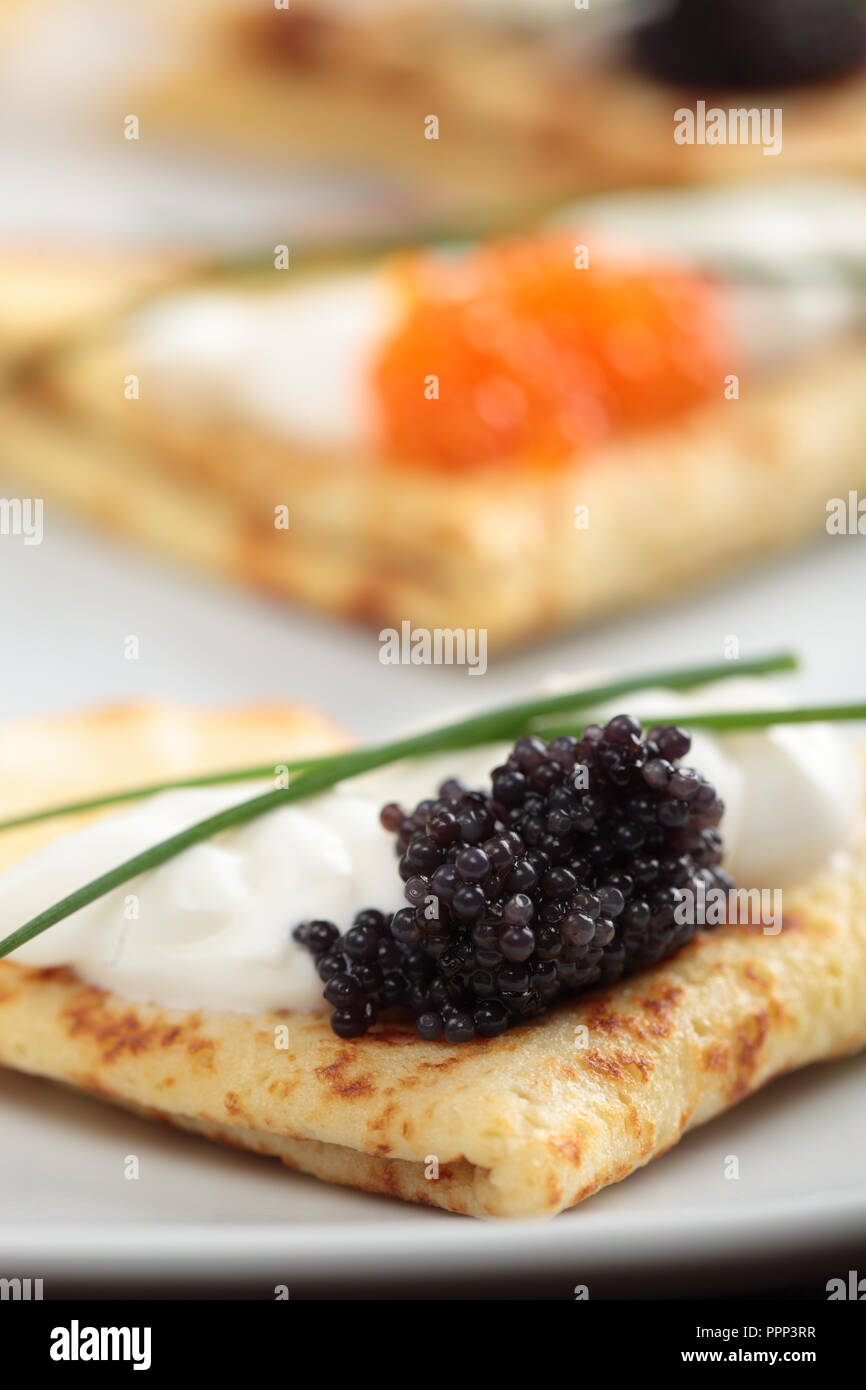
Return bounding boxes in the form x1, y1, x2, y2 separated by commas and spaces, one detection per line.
0, 651, 796, 835
534, 702, 866, 738
0, 651, 800, 958
0, 756, 328, 833
0, 784, 299, 958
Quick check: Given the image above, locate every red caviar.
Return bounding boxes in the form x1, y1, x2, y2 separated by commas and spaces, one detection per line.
373, 236, 728, 469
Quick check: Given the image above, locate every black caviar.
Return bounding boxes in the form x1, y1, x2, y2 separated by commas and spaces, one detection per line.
633, 0, 866, 90
294, 718, 731, 1043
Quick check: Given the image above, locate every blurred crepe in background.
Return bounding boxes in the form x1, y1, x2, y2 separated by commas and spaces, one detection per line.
0, 1, 864, 658
0, 0, 445, 255
123, 0, 866, 214
0, 180, 864, 653
3, 0, 866, 247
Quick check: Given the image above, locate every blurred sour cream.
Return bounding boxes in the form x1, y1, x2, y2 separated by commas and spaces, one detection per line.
555, 180, 866, 371
3, 682, 861, 1014
127, 271, 399, 449
126, 181, 866, 449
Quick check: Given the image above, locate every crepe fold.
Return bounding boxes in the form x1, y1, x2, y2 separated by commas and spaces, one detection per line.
0, 705, 864, 1219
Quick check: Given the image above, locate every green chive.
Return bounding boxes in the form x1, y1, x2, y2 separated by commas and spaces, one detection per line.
534, 701, 866, 739
0, 784, 299, 959
0, 651, 796, 834
0, 755, 330, 833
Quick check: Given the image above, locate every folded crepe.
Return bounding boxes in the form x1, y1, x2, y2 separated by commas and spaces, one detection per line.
2, 230, 866, 653
135, 1, 866, 213
0, 703, 864, 1219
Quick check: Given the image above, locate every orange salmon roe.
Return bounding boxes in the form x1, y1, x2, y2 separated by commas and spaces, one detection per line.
373, 236, 729, 469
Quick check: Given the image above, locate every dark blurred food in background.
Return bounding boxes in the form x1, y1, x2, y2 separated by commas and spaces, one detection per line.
634, 0, 866, 89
